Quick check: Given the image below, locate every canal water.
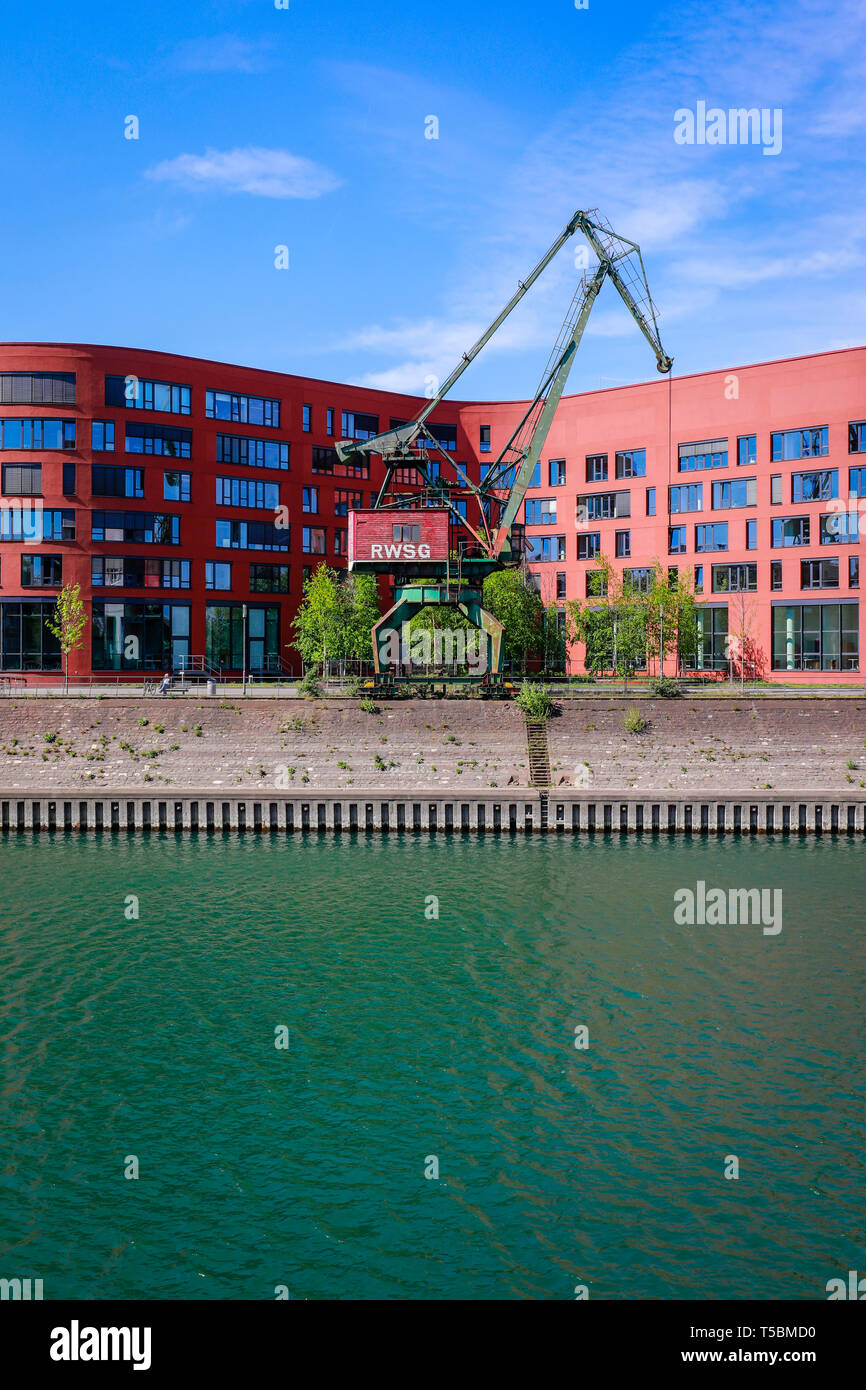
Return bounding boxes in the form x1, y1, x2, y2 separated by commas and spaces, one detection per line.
1, 832, 863, 1300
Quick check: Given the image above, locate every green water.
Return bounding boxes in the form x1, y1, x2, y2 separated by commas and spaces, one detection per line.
0, 832, 863, 1300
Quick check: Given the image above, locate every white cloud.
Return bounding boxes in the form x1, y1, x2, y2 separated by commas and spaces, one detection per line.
145, 147, 341, 199
171, 35, 276, 74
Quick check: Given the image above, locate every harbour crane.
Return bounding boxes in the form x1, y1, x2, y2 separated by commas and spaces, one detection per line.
342, 208, 673, 691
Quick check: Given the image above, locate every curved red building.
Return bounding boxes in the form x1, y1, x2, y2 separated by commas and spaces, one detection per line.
0, 341, 863, 683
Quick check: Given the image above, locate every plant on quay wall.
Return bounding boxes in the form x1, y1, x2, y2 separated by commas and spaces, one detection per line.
514, 680, 554, 721
45, 582, 87, 695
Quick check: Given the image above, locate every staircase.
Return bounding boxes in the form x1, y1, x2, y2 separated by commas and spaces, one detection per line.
526, 720, 552, 787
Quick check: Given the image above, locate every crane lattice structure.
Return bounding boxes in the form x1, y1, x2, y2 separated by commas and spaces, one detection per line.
339, 209, 673, 690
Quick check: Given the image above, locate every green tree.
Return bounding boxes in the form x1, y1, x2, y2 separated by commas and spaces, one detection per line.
566, 555, 645, 690
482, 568, 543, 673
291, 565, 382, 674
45, 581, 87, 693
291, 564, 344, 671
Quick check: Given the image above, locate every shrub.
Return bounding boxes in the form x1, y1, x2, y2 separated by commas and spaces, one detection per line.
515, 681, 553, 720
299, 672, 321, 698
359, 696, 380, 714
624, 706, 648, 735
650, 676, 680, 698
342, 675, 364, 696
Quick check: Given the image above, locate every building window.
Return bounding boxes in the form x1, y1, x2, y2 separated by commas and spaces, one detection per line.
849, 466, 866, 497
850, 556, 859, 588
0, 599, 62, 669
21, 554, 62, 587
771, 426, 828, 461
585, 453, 608, 482
737, 435, 756, 467
586, 570, 607, 597
525, 534, 565, 562
391, 418, 457, 454
555, 571, 566, 600
91, 466, 144, 499
667, 567, 679, 590
2, 463, 42, 495
93, 602, 190, 670
91, 557, 190, 589
792, 469, 838, 503
164, 471, 191, 503
623, 567, 652, 593
712, 563, 756, 593
0, 508, 74, 543
62, 462, 76, 496
646, 487, 656, 516
669, 483, 702, 513
801, 558, 839, 589
216, 477, 280, 510
106, 375, 190, 415
695, 523, 728, 552
478, 425, 491, 454
205, 561, 232, 591
303, 486, 318, 514
312, 445, 368, 479
206, 604, 279, 672
678, 439, 727, 471
334, 528, 347, 556
772, 602, 857, 671
771, 475, 782, 505
206, 389, 279, 428
668, 525, 687, 554
91, 420, 115, 451
746, 519, 758, 550
549, 458, 566, 486
771, 561, 782, 590
334, 489, 363, 516
525, 497, 556, 525
696, 606, 728, 671
92, 511, 178, 544
577, 491, 630, 521
849, 422, 866, 454
577, 532, 600, 560
0, 418, 75, 450
615, 448, 646, 478
772, 516, 810, 547
302, 404, 312, 433
125, 422, 192, 458
712, 477, 756, 509
250, 564, 290, 593
820, 511, 859, 544
216, 434, 289, 471
303, 526, 326, 554
0, 373, 75, 406
326, 408, 335, 437
694, 565, 703, 593
341, 410, 379, 441
216, 519, 288, 552
615, 530, 630, 558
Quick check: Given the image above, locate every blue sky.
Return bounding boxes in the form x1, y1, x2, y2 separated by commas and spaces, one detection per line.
1, 0, 863, 400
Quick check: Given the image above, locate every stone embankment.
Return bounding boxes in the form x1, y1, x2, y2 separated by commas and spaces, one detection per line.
0, 695, 863, 794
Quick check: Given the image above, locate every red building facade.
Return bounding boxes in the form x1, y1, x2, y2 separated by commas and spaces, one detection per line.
0, 341, 864, 683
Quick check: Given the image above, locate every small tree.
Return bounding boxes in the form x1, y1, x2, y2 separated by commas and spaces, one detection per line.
567, 555, 645, 690
482, 568, 543, 673
46, 582, 87, 693
292, 566, 382, 677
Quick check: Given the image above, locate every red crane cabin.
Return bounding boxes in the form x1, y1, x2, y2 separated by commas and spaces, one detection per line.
348, 509, 451, 571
